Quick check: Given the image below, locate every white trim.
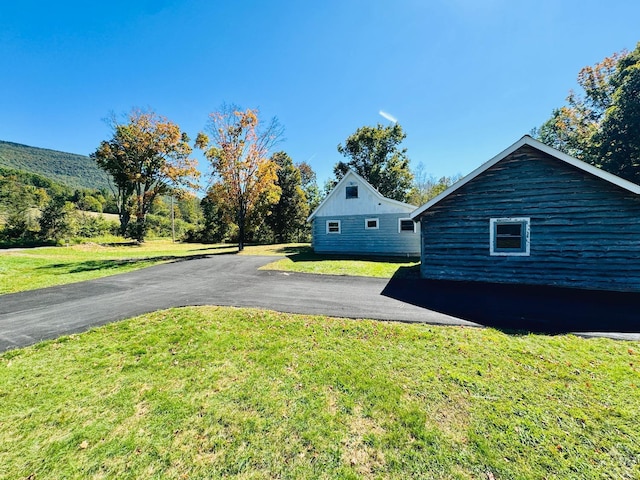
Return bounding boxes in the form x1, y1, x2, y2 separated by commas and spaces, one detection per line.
398, 218, 416, 233
326, 220, 341, 234
411, 135, 640, 220
365, 217, 379, 230
308, 169, 417, 221
490, 217, 530, 256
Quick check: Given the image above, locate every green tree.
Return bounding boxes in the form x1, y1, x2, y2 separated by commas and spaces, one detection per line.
596, 45, 640, 184
266, 152, 308, 243
333, 123, 413, 202
196, 106, 283, 251
535, 43, 640, 184
91, 109, 199, 241
38, 195, 74, 241
297, 161, 321, 215
407, 161, 461, 206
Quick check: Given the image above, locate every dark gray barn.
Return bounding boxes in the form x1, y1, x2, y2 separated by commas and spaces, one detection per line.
410, 135, 640, 292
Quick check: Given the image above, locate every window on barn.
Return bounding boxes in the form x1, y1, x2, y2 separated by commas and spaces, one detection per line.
345, 185, 358, 199
326, 220, 341, 234
490, 218, 530, 256
398, 218, 416, 233
365, 218, 379, 230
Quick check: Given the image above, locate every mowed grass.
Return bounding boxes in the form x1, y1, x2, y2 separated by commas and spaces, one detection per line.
0, 239, 237, 294
1, 307, 639, 479
254, 244, 420, 278
1, 241, 417, 295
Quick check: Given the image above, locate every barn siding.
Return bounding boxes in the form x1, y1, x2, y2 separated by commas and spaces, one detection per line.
420, 145, 640, 291
313, 213, 420, 256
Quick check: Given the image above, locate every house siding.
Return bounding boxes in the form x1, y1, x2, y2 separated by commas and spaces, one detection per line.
313, 213, 420, 256
419, 145, 640, 291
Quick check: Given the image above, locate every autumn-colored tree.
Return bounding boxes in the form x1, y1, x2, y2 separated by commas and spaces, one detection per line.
535, 43, 640, 184
266, 152, 309, 243
196, 106, 283, 251
92, 109, 199, 241
333, 123, 413, 202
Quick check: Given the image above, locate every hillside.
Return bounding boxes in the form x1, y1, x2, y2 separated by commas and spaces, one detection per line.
0, 140, 111, 190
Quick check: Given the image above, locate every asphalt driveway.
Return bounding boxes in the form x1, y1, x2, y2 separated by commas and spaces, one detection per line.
1, 254, 639, 352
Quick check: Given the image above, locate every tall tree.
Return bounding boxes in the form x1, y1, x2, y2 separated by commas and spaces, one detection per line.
92, 109, 199, 241
596, 44, 640, 184
196, 106, 283, 251
334, 123, 413, 202
297, 161, 321, 215
407, 161, 461, 206
266, 152, 308, 243
535, 43, 640, 184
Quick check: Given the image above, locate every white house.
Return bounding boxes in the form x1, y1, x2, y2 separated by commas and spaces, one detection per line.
308, 170, 420, 256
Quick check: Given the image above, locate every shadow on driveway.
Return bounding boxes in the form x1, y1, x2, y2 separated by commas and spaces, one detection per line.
382, 268, 640, 334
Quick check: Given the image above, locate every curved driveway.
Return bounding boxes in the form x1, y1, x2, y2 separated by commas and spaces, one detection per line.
0, 254, 471, 352
2, 254, 639, 352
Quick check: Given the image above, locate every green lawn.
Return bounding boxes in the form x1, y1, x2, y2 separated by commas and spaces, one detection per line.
0, 241, 418, 295
1, 306, 638, 479
253, 244, 420, 278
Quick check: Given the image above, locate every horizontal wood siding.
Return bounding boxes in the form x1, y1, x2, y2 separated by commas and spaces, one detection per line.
420, 146, 640, 291
313, 213, 420, 256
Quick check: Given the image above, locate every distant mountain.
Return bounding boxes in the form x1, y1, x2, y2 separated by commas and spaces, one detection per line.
0, 140, 111, 191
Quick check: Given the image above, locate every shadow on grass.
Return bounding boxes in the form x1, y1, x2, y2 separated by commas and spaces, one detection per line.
35, 252, 235, 275
284, 246, 420, 265
382, 267, 640, 334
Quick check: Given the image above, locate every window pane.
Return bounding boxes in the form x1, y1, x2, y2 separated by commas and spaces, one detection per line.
496, 224, 521, 236
400, 220, 414, 232
496, 236, 522, 249
346, 186, 358, 199
367, 219, 377, 228
328, 221, 340, 233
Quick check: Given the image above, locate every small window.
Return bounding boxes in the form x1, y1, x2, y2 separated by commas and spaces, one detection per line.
365, 218, 379, 230
399, 218, 415, 233
346, 185, 358, 199
326, 220, 341, 234
490, 218, 530, 256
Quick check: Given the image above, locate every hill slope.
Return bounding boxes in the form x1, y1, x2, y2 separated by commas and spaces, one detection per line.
0, 140, 111, 190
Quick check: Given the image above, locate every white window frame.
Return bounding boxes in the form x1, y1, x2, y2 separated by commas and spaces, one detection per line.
490, 217, 530, 256
326, 220, 341, 234
365, 218, 379, 230
398, 218, 416, 233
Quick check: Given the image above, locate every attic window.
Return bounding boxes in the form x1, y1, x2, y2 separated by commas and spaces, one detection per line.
399, 218, 415, 233
346, 185, 358, 199
490, 218, 530, 256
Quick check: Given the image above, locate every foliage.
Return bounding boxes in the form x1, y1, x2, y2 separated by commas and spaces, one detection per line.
333, 123, 414, 202
186, 187, 233, 243
407, 161, 462, 206
265, 152, 309, 243
297, 160, 321, 214
196, 105, 284, 250
38, 195, 74, 241
92, 109, 200, 241
596, 44, 640, 184
0, 140, 111, 190
534, 43, 640, 184
1, 306, 638, 479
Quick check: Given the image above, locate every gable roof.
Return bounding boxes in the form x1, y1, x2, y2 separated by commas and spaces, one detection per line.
307, 169, 416, 221
411, 135, 640, 220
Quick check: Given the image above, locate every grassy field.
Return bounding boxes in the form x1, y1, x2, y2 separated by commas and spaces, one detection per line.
1, 306, 638, 479
0, 241, 417, 294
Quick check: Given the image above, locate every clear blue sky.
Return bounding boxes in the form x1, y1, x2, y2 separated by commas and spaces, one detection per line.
1, 0, 638, 187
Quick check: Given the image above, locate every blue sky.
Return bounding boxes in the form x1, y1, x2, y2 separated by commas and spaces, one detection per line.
1, 0, 638, 188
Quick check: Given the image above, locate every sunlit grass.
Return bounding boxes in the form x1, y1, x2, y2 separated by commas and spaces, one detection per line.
0, 239, 236, 294
1, 306, 638, 479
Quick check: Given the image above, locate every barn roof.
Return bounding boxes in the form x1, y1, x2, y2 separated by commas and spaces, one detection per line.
307, 169, 415, 221
411, 135, 640, 220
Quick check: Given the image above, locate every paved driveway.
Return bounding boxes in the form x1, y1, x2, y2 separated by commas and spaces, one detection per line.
1, 254, 639, 352
0, 255, 471, 352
